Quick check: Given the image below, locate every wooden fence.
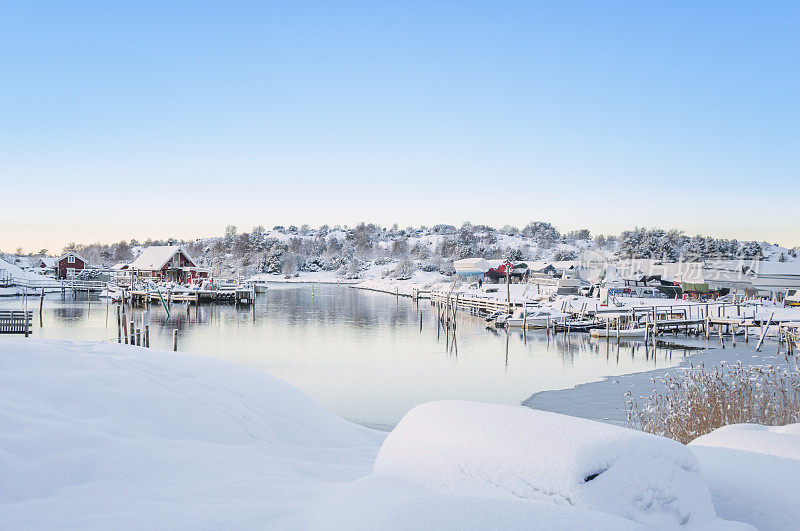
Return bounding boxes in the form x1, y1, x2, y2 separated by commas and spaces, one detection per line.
0, 310, 32, 336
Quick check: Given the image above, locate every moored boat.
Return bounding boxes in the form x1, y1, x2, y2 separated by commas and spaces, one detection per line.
590, 327, 647, 338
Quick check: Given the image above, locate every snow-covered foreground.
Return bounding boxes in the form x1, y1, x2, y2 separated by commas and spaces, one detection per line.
1, 338, 796, 529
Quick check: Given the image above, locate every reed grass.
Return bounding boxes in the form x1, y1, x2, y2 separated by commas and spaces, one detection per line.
625, 359, 800, 444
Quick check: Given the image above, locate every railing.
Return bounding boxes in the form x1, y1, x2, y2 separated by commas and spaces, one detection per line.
0, 310, 33, 336
5, 276, 106, 291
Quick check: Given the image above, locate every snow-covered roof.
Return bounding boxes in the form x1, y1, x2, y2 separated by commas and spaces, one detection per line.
110, 263, 130, 270
550, 260, 578, 270
59, 251, 87, 263
453, 258, 490, 274
29, 257, 57, 268
524, 261, 555, 272
128, 246, 196, 271
747, 261, 800, 277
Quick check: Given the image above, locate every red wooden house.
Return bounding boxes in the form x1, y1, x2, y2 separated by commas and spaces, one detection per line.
57, 252, 87, 279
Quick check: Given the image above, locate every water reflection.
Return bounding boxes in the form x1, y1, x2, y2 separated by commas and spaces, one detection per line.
1, 284, 694, 430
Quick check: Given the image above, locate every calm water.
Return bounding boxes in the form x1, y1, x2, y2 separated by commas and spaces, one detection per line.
2, 284, 691, 429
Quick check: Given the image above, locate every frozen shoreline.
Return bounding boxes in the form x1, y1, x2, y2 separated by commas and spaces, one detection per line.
525, 339, 787, 425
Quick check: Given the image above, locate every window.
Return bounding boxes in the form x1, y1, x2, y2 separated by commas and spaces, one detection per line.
68, 255, 75, 264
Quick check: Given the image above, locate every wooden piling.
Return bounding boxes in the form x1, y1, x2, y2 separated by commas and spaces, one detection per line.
172, 329, 178, 351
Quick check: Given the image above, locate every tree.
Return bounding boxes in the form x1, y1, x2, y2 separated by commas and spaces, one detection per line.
567, 229, 591, 240
113, 241, 132, 262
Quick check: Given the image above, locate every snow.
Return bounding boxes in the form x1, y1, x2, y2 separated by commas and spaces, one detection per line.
689, 423, 800, 530
0, 256, 45, 283
374, 401, 724, 527
0, 338, 783, 529
690, 423, 800, 461
302, 475, 643, 530
0, 338, 382, 528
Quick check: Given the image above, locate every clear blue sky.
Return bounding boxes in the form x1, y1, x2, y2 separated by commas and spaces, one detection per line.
1, 1, 798, 252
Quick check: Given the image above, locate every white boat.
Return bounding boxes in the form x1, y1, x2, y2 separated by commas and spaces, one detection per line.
505, 308, 567, 328
248, 279, 269, 293
590, 327, 648, 338
98, 288, 122, 302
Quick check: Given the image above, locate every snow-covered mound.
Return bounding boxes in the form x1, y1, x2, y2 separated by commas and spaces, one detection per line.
689, 423, 800, 530
0, 338, 383, 528
374, 401, 720, 527
690, 423, 800, 460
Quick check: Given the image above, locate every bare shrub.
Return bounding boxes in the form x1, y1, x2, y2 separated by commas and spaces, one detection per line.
625, 360, 800, 444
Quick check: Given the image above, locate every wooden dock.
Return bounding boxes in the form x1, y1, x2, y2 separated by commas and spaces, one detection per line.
127, 286, 256, 306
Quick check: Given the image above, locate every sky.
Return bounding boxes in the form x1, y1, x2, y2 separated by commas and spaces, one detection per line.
1, 1, 798, 253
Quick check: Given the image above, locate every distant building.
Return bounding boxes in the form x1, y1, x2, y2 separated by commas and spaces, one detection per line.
57, 252, 87, 279
29, 257, 57, 270
128, 245, 208, 282
453, 258, 490, 277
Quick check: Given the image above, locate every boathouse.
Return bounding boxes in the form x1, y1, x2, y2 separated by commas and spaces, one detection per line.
453, 258, 490, 277
57, 252, 88, 279
128, 245, 208, 282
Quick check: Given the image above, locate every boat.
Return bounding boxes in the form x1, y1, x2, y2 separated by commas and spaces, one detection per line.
484, 310, 506, 322
98, 288, 122, 302
590, 327, 648, 338
505, 308, 568, 329
554, 319, 598, 332
249, 279, 269, 293
786, 289, 800, 307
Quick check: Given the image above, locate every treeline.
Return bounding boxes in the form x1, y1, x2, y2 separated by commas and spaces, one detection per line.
13, 222, 791, 279
617, 228, 791, 261
192, 222, 598, 278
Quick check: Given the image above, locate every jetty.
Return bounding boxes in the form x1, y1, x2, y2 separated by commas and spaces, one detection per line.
126, 285, 255, 307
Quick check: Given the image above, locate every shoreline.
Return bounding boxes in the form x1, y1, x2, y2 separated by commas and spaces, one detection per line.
525, 339, 785, 424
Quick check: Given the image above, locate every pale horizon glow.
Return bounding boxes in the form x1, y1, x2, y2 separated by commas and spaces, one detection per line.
1, 1, 798, 253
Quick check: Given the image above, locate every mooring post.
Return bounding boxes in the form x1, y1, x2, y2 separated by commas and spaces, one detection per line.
172, 329, 178, 351
142, 310, 150, 348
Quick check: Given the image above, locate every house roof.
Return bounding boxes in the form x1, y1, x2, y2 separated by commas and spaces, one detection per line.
128, 246, 196, 271
29, 257, 57, 268
453, 258, 490, 274
59, 251, 87, 263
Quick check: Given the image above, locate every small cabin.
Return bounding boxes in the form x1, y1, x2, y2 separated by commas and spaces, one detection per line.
57, 252, 87, 279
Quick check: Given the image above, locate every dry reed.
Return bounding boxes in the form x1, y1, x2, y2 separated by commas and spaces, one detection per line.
625, 359, 800, 444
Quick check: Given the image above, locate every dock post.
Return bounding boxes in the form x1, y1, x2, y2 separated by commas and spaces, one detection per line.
172, 329, 178, 351
142, 311, 150, 348
116, 305, 121, 343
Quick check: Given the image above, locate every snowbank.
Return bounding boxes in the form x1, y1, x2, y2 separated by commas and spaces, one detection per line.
0, 338, 382, 528
374, 401, 722, 527
302, 474, 642, 530
689, 423, 800, 530
690, 423, 800, 460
